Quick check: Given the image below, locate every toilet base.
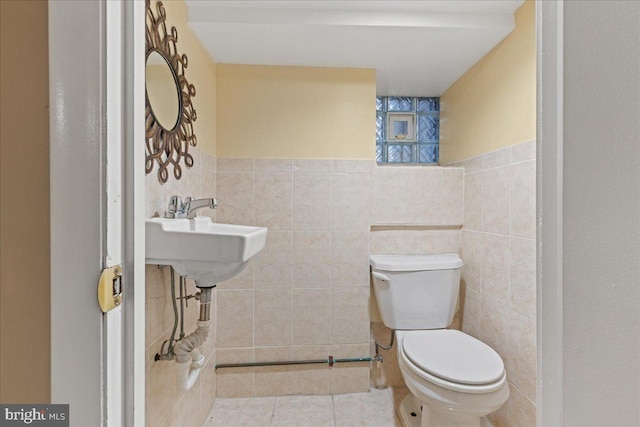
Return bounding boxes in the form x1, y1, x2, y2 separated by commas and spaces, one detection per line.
399, 394, 486, 427
399, 394, 423, 427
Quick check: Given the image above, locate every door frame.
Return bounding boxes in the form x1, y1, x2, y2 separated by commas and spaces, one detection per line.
49, 1, 145, 425
536, 1, 564, 426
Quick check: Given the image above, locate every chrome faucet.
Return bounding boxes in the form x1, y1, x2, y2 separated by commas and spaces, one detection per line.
165, 196, 217, 218
182, 197, 218, 218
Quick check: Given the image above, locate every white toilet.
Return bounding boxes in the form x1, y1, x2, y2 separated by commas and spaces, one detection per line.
370, 254, 509, 427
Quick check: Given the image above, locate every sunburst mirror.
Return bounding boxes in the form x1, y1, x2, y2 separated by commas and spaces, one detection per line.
145, 0, 197, 183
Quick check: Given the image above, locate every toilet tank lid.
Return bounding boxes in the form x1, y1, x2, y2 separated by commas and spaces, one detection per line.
370, 254, 463, 271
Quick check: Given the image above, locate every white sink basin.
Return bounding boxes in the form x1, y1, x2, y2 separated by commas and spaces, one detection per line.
146, 217, 268, 287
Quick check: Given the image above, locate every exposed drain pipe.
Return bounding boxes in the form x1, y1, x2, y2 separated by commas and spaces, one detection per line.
215, 355, 382, 370
174, 286, 213, 391
215, 329, 394, 371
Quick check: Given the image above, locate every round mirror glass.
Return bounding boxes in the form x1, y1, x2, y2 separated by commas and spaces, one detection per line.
146, 50, 180, 131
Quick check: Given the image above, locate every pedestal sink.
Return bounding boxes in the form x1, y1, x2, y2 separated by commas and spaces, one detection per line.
146, 217, 268, 287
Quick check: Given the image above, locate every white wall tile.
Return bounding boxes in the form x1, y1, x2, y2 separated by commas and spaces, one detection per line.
332, 173, 370, 230
292, 231, 331, 288
482, 233, 510, 306
217, 157, 254, 172
464, 172, 482, 231
179, 165, 202, 199
293, 289, 331, 345
507, 310, 537, 402
254, 158, 292, 172
254, 347, 293, 396
483, 147, 511, 169
442, 168, 464, 225
460, 142, 537, 422
461, 288, 481, 339
370, 167, 443, 224
479, 296, 509, 360
510, 140, 536, 163
332, 159, 372, 173
254, 231, 293, 288
461, 230, 482, 292
215, 348, 254, 397
481, 166, 511, 235
509, 237, 536, 320
254, 172, 293, 229
254, 289, 293, 346
216, 172, 254, 225
463, 156, 483, 173
293, 173, 331, 230
293, 159, 332, 173
331, 288, 370, 344
508, 386, 536, 427
216, 290, 254, 348
510, 160, 536, 238
331, 231, 370, 287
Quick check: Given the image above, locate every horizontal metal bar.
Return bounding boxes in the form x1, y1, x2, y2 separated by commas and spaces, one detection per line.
215, 355, 382, 370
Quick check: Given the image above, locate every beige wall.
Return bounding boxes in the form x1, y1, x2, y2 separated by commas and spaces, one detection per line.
151, 0, 217, 156
439, 0, 535, 164
0, 0, 50, 403
216, 65, 376, 160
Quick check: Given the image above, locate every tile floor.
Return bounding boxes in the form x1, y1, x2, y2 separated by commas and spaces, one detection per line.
203, 387, 409, 427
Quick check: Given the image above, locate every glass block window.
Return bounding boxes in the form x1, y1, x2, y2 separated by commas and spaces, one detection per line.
376, 96, 440, 164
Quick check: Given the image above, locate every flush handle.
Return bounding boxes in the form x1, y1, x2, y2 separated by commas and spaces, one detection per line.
372, 271, 391, 282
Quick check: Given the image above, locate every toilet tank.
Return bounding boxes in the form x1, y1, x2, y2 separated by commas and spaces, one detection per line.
370, 254, 463, 330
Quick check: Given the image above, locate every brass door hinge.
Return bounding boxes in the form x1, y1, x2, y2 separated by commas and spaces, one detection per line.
98, 265, 122, 313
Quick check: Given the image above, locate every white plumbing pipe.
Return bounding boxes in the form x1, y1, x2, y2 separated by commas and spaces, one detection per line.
176, 348, 205, 391
174, 320, 211, 391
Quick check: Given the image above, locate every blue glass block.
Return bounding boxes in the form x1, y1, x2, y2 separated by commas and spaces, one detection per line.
388, 144, 413, 163
417, 97, 440, 112
419, 144, 439, 163
376, 145, 383, 163
418, 115, 439, 142
388, 97, 412, 112
387, 145, 403, 163
376, 114, 385, 142
402, 145, 412, 162
376, 97, 385, 111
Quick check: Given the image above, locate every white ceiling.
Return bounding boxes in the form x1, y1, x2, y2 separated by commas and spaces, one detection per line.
185, 0, 524, 96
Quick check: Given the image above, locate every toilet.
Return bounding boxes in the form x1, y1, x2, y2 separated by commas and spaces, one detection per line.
370, 254, 509, 427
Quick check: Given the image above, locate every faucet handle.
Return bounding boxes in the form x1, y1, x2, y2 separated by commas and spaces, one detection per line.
165, 195, 183, 218
182, 196, 193, 212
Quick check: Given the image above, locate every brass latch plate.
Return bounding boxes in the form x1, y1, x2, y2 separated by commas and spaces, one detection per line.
98, 265, 122, 313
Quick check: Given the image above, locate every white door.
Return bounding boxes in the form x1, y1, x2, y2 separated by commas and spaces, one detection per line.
49, 1, 145, 426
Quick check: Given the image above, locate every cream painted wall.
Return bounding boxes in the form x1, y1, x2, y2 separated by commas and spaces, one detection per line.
216, 65, 376, 159
151, 0, 216, 156
439, 0, 535, 164
0, 0, 50, 403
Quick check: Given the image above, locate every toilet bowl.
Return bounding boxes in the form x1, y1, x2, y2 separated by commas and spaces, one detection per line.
370, 254, 509, 427
396, 330, 509, 427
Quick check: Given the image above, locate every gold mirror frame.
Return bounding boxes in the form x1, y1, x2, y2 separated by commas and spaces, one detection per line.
145, 0, 197, 183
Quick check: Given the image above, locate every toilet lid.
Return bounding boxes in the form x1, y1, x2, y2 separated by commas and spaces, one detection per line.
402, 330, 504, 385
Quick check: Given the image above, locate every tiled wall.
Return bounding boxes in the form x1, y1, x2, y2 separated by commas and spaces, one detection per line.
145, 148, 218, 427
368, 165, 464, 388
146, 153, 535, 424
213, 159, 464, 397
455, 140, 537, 427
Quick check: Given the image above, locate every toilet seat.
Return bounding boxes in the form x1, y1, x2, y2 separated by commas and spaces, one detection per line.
400, 330, 507, 394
